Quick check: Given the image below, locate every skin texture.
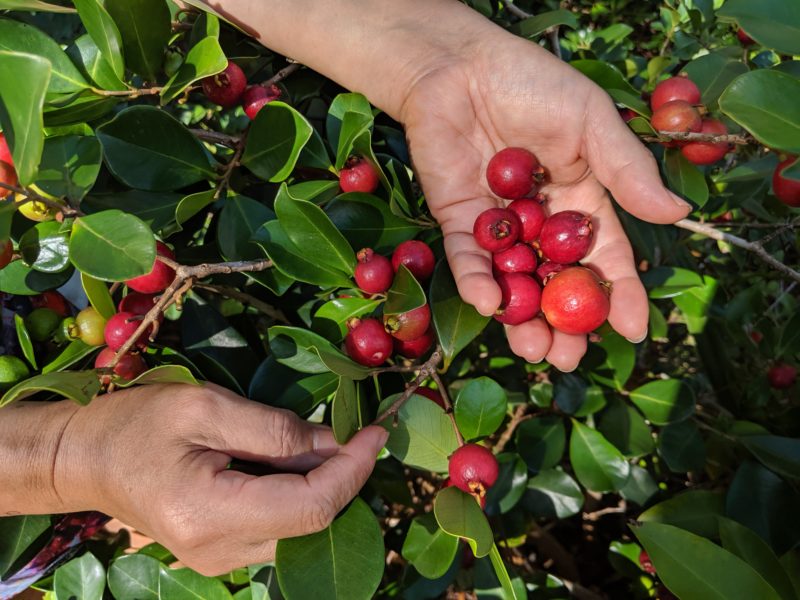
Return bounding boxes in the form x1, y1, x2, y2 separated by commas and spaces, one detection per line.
508, 196, 546, 242
394, 327, 434, 358
650, 76, 701, 112
473, 207, 521, 252
344, 318, 393, 366
485, 147, 543, 199
125, 241, 175, 294
339, 156, 380, 193
541, 267, 610, 334
448, 444, 499, 496
492, 243, 538, 273
680, 119, 729, 165
772, 158, 800, 207
354, 248, 393, 294
384, 304, 431, 341
538, 210, 593, 264
391, 240, 435, 281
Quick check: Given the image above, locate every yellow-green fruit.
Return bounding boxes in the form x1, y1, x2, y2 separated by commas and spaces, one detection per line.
0, 356, 30, 392
25, 307, 60, 342
74, 306, 107, 346
17, 186, 63, 222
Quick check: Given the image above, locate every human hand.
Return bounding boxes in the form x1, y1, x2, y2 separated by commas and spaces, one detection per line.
401, 32, 691, 371
55, 383, 388, 575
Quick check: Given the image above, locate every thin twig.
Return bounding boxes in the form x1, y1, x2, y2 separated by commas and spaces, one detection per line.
194, 282, 289, 323
373, 347, 443, 424
493, 403, 530, 453
214, 130, 248, 199
500, 0, 531, 19
190, 129, 242, 147
430, 370, 465, 447
548, 26, 563, 59
639, 131, 751, 145
0, 183, 83, 217
674, 218, 800, 284
261, 62, 302, 88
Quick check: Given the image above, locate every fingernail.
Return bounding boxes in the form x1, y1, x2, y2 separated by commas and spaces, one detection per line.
312, 426, 341, 458
669, 192, 692, 210
560, 363, 579, 374
375, 428, 390, 451
626, 328, 648, 344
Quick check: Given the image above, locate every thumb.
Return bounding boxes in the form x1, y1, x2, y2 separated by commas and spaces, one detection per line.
585, 93, 692, 224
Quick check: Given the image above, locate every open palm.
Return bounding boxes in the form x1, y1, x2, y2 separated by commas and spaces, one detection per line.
401, 37, 691, 370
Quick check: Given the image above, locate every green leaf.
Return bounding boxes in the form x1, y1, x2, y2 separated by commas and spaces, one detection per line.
84, 191, 182, 234
107, 554, 160, 600
632, 522, 782, 600
331, 376, 367, 444
1, 369, 101, 407
629, 379, 695, 425
485, 454, 528, 514
14, 314, 36, 369
268, 325, 370, 380
0, 260, 73, 295
34, 135, 103, 203
596, 398, 655, 458
659, 419, 706, 472
53, 552, 106, 600
326, 93, 372, 152
96, 106, 216, 191
384, 264, 425, 316
249, 357, 338, 417
619, 465, 659, 506
402, 513, 459, 580
18, 221, 70, 273
719, 70, 800, 154
105, 0, 171, 82
379, 393, 458, 472
488, 543, 523, 600
326, 192, 422, 253
42, 339, 95, 374
641, 266, 704, 299
430, 259, 490, 370
512, 9, 578, 37
717, 0, 800, 55
312, 297, 383, 342
276, 498, 384, 600
0, 51, 50, 185
587, 328, 635, 390
640, 491, 725, 538
159, 566, 233, 600
242, 102, 314, 182
0, 514, 50, 578
454, 377, 507, 441
682, 52, 749, 109
515, 416, 565, 473
160, 37, 226, 104
664, 148, 709, 208
433, 486, 493, 558
740, 435, 800, 481
81, 273, 115, 319
67, 33, 126, 91
673, 274, 718, 334
0, 1, 76, 12
73, 0, 124, 79
524, 469, 584, 519
569, 419, 630, 492
116, 365, 199, 388
570, 59, 649, 114
70, 210, 156, 281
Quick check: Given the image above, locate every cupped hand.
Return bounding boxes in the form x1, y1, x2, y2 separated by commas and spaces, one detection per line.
401, 33, 691, 371
55, 383, 388, 575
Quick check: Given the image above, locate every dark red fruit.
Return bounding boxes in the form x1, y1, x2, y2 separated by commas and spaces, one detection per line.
492, 243, 537, 273
0, 133, 12, 165
118, 292, 158, 316
535, 261, 567, 285
448, 443, 499, 497
384, 304, 431, 341
749, 330, 763, 344
539, 211, 593, 264
0, 158, 16, 200
494, 272, 541, 326
354, 248, 393, 294
486, 148, 545, 199
242, 84, 281, 120
394, 327, 435, 359
415, 386, 445, 409
508, 196, 547, 242
651, 100, 702, 142
344, 318, 393, 367
768, 363, 797, 389
31, 290, 70, 317
125, 241, 175, 294
104, 312, 151, 351
0, 240, 12, 270
473, 208, 521, 253
650, 76, 702, 111
391, 240, 435, 281
339, 155, 379, 194
681, 119, 729, 165
541, 267, 610, 334
619, 108, 637, 122
94, 347, 147, 385
737, 28, 754, 46
773, 158, 800, 207
201, 61, 247, 108
639, 550, 656, 575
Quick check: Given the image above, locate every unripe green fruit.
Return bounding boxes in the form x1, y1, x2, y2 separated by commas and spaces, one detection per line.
0, 355, 30, 392
24, 307, 60, 342
54, 317, 79, 344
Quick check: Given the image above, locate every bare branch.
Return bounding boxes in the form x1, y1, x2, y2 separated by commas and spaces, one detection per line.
373, 347, 443, 424
0, 182, 83, 217
190, 129, 242, 148
194, 282, 289, 323
639, 130, 751, 145
262, 62, 302, 88
493, 403, 530, 453
499, 0, 531, 19
214, 130, 248, 200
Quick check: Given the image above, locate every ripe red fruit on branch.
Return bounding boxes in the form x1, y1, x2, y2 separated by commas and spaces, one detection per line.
355, 248, 393, 294
104, 312, 151, 351
344, 318, 393, 367
473, 208, 521, 253
486, 148, 545, 199
618, 108, 637, 122
651, 100, 702, 141
119, 292, 159, 317
737, 28, 754, 46
201, 61, 247, 108
650, 76, 701, 111
0, 133, 16, 198
394, 327, 435, 358
639, 550, 656, 575
0, 133, 12, 166
772, 158, 800, 207
415, 386, 445, 409
391, 240, 435, 281
535, 261, 566, 285
492, 243, 537, 273
539, 211, 593, 264
125, 241, 175, 294
494, 272, 542, 325
448, 444, 499, 497
31, 290, 70, 317
242, 84, 281, 120
384, 304, 431, 341
94, 347, 147, 385
508, 196, 547, 242
339, 155, 380, 194
768, 363, 797, 389
541, 267, 610, 334
0, 240, 12, 270
681, 119, 729, 165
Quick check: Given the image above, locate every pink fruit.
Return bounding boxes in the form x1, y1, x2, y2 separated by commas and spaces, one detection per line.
773, 158, 800, 208
201, 61, 247, 108
394, 327, 435, 359
535, 261, 567, 285
768, 363, 797, 389
473, 208, 521, 253
125, 241, 175, 294
415, 386, 445, 408
680, 119, 729, 165
242, 84, 281, 120
344, 318, 393, 367
508, 196, 547, 242
94, 347, 147, 385
541, 267, 610, 334
494, 272, 542, 326
538, 211, 593, 264
486, 148, 545, 199
650, 76, 702, 111
384, 304, 431, 341
391, 240, 435, 281
354, 248, 393, 294
492, 243, 538, 273
651, 100, 702, 144
448, 444, 499, 497
339, 155, 379, 194
104, 312, 151, 351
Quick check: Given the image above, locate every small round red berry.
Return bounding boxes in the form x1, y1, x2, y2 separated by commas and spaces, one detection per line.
201, 61, 247, 108
639, 550, 656, 575
339, 155, 380, 194
541, 267, 610, 335
619, 108, 638, 122
768, 363, 797, 390
104, 312, 151, 351
0, 239, 12, 270
94, 347, 147, 385
508, 196, 547, 243
448, 444, 499, 497
539, 211, 593, 264
651, 100, 702, 144
394, 327, 435, 359
0, 132, 12, 166
384, 304, 431, 341
737, 27, 755, 46
415, 385, 445, 409
494, 272, 542, 326
354, 248, 393, 294
118, 292, 158, 316
125, 241, 175, 294
74, 307, 107, 346
650, 76, 702, 112
492, 243, 537, 274
749, 330, 763, 344
772, 158, 800, 208
535, 261, 567, 285
31, 290, 71, 317
344, 318, 393, 367
391, 240, 435, 281
486, 148, 545, 199
242, 84, 281, 120
473, 208, 521, 253
680, 119, 730, 165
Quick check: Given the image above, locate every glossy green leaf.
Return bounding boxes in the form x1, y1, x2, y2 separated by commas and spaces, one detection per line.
18, 221, 70, 273
587, 328, 635, 390
0, 1, 76, 12
673, 274, 718, 334
741, 435, 800, 479
42, 339, 94, 374
402, 513, 459, 580
433, 486, 493, 558
159, 566, 233, 600
107, 554, 160, 600
515, 416, 565, 473
630, 379, 695, 425
454, 377, 507, 441
326, 93, 372, 151
326, 192, 422, 253
249, 357, 338, 417
70, 210, 156, 281
0, 369, 101, 407
242, 102, 314, 182
81, 273, 115, 319
333, 112, 372, 170
487, 543, 521, 600
570, 59, 649, 114
34, 135, 103, 203
84, 191, 182, 234
570, 419, 630, 492
268, 325, 370, 380
717, 0, 800, 55
14, 314, 36, 369
160, 37, 226, 104
116, 365, 199, 388
332, 376, 366, 444
524, 469, 584, 519
619, 465, 659, 506
106, 0, 171, 81
659, 420, 706, 472
73, 0, 124, 78
276, 498, 384, 600
664, 148, 709, 208
54, 552, 106, 600
384, 264, 425, 316
0, 515, 51, 578
67, 33, 126, 91
683, 52, 748, 108
485, 454, 527, 514
0, 260, 73, 295
597, 398, 655, 458
513, 9, 578, 37
312, 297, 382, 342
640, 490, 725, 538
641, 266, 704, 299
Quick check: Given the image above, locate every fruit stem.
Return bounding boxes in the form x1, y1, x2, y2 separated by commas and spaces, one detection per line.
373, 347, 443, 424
430, 370, 465, 447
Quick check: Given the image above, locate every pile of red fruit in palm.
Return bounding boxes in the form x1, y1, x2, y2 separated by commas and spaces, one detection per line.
473, 148, 611, 336
201, 60, 281, 120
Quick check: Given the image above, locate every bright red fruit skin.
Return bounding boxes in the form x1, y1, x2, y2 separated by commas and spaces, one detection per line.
737, 28, 754, 45
201, 61, 247, 108
535, 261, 567, 285
118, 292, 158, 316
339, 155, 380, 194
94, 347, 147, 384
486, 148, 544, 199
772, 158, 800, 207
104, 312, 151, 351
0, 240, 12, 270
344, 318, 393, 367
492, 243, 537, 273
768, 363, 797, 389
541, 267, 610, 334
539, 211, 593, 264
508, 196, 547, 242
0, 160, 16, 200
391, 240, 435, 281
31, 290, 70, 317
384, 304, 431, 341
651, 100, 702, 141
242, 84, 281, 120
494, 272, 541, 325
448, 444, 499, 496
415, 385, 445, 409
473, 208, 521, 253
681, 119, 729, 165
125, 241, 175, 293
354, 248, 393, 294
639, 550, 656, 575
394, 327, 435, 359
0, 133, 12, 166
650, 76, 701, 111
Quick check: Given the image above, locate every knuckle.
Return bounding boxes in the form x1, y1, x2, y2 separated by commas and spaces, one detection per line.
304, 498, 336, 533
265, 408, 303, 458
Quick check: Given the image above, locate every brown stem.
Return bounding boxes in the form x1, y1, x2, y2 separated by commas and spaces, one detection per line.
373, 347, 443, 424
0, 183, 83, 217
430, 370, 465, 447
193, 282, 289, 323
639, 131, 751, 145
492, 403, 530, 453
499, 0, 531, 19
190, 129, 242, 147
548, 26, 563, 60
214, 130, 248, 199
261, 62, 302, 88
